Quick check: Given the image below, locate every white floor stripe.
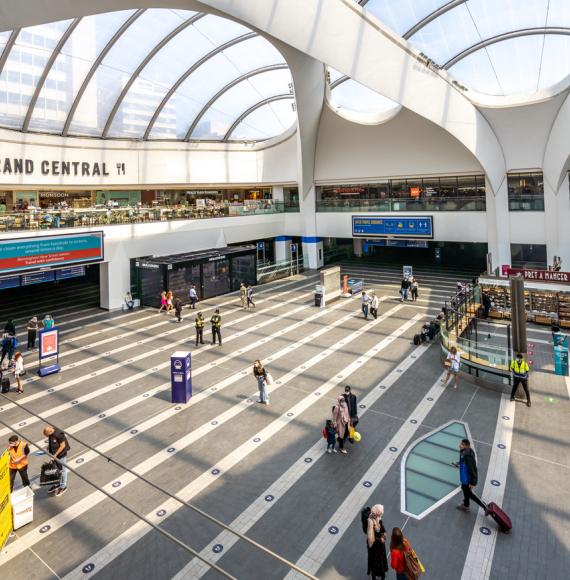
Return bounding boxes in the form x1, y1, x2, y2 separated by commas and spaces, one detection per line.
0, 296, 401, 564
285, 374, 448, 579
174, 341, 432, 579
0, 282, 317, 433
0, 280, 317, 417
460, 395, 515, 580
60, 309, 420, 580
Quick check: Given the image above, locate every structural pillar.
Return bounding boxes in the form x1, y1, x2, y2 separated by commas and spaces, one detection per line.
353, 238, 363, 257
100, 251, 130, 311
485, 176, 511, 271
275, 236, 292, 262
544, 173, 570, 270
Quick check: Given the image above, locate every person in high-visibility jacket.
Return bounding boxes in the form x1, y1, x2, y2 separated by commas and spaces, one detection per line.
211, 309, 222, 346
510, 353, 531, 407
8, 434, 30, 491
195, 312, 205, 346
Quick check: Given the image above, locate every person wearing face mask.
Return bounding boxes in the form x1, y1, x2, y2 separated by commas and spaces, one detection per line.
510, 352, 531, 407
366, 504, 388, 580
332, 396, 351, 454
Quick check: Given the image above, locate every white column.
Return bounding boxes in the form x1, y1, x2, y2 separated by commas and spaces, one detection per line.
302, 237, 324, 269
485, 176, 511, 270
544, 173, 570, 270
353, 238, 363, 257
275, 236, 292, 262
99, 253, 130, 311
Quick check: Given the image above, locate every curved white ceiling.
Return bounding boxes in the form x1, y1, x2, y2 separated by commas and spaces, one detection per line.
0, 9, 296, 141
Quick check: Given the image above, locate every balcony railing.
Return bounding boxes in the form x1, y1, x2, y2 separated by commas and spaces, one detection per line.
316, 196, 486, 212
508, 195, 544, 211
0, 201, 286, 232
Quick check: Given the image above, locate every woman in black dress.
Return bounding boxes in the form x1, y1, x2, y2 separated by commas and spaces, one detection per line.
367, 504, 388, 580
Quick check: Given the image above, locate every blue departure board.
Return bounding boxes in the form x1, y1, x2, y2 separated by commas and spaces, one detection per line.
352, 216, 433, 239
21, 271, 55, 286
56, 266, 86, 280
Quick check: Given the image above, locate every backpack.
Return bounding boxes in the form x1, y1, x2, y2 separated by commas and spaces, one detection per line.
404, 544, 423, 580
360, 506, 371, 534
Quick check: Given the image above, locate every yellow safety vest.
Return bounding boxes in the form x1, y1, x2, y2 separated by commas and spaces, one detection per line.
195, 317, 204, 329
9, 441, 28, 470
510, 360, 529, 376
211, 315, 221, 328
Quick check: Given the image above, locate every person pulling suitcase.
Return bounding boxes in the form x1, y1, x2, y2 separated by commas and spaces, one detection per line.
453, 438, 486, 513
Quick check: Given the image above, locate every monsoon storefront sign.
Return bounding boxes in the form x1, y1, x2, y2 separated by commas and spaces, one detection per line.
0, 451, 12, 549
0, 232, 104, 275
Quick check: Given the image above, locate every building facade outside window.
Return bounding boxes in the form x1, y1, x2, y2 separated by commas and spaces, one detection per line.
507, 172, 544, 211
316, 175, 486, 212
511, 243, 547, 269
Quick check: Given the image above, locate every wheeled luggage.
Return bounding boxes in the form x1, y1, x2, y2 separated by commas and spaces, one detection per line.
413, 334, 421, 346
39, 461, 61, 487
471, 492, 512, 532
1, 376, 9, 393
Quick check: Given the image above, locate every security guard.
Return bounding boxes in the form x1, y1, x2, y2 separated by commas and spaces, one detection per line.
8, 434, 30, 491
195, 312, 205, 346
510, 352, 531, 407
211, 309, 222, 346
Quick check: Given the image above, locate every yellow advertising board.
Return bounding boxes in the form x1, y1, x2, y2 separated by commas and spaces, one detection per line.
0, 450, 12, 549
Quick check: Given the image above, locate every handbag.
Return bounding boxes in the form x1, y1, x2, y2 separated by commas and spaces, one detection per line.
348, 425, 356, 439
39, 461, 61, 486
265, 373, 274, 385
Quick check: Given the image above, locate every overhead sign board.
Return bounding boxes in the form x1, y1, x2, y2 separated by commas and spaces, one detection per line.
352, 216, 433, 239
508, 268, 570, 284
0, 232, 104, 276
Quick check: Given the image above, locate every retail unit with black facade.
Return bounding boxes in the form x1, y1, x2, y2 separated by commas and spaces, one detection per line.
133, 245, 256, 307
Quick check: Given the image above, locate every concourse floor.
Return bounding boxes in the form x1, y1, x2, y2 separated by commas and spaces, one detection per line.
0, 263, 568, 580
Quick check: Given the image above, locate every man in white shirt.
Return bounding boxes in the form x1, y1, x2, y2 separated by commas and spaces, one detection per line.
361, 291, 371, 319
370, 292, 380, 319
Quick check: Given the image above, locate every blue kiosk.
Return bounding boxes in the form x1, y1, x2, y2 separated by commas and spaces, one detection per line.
171, 351, 192, 403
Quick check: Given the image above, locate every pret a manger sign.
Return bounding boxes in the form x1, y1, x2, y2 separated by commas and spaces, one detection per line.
508, 268, 570, 283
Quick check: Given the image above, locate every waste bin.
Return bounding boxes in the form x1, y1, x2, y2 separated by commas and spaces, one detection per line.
315, 291, 322, 307
11, 486, 34, 529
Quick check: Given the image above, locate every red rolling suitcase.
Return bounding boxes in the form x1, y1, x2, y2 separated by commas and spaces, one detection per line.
486, 502, 512, 533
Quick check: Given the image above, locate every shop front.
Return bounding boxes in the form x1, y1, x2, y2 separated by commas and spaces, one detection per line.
134, 245, 257, 307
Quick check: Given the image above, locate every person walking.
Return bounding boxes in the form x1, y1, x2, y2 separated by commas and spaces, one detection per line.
174, 299, 183, 322
189, 285, 198, 309
390, 528, 423, 580
13, 352, 25, 394
400, 277, 411, 301
441, 346, 460, 389
370, 293, 380, 319
211, 309, 222, 346
8, 434, 30, 491
158, 291, 167, 313
4, 319, 16, 336
410, 277, 419, 301
246, 284, 255, 309
510, 352, 531, 407
165, 291, 173, 314
324, 419, 337, 453
253, 359, 270, 405
42, 314, 54, 329
0, 333, 15, 367
454, 438, 486, 513
194, 312, 205, 346
240, 283, 247, 309
43, 425, 70, 497
26, 316, 39, 350
343, 385, 359, 432
333, 396, 351, 454
482, 291, 492, 319
361, 291, 371, 319
367, 504, 388, 580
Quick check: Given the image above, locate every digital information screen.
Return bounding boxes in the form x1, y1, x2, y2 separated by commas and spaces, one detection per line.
352, 216, 433, 239
0, 232, 104, 275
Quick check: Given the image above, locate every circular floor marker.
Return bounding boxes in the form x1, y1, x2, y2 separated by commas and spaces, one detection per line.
389, 447, 398, 452
90, 373, 97, 377
328, 526, 339, 535
98, 414, 106, 419
545, 396, 559, 404
301, 366, 306, 369
253, 437, 261, 443
156, 509, 166, 517
410, 419, 418, 424
502, 416, 511, 421
359, 404, 366, 409
491, 480, 501, 487
213, 544, 224, 554
152, 368, 159, 372
363, 481, 372, 488
115, 383, 122, 387
167, 447, 175, 453
427, 397, 434, 401
71, 401, 79, 405
112, 481, 121, 488
76, 458, 84, 464
397, 369, 403, 373
315, 392, 321, 396
211, 420, 218, 426
18, 422, 27, 427
48, 389, 55, 393
211, 468, 220, 475
479, 526, 491, 536
143, 393, 150, 398
175, 406, 182, 411
82, 563, 95, 574
241, 371, 247, 375
211, 387, 217, 391
287, 412, 294, 417
497, 443, 506, 450
265, 495, 274, 502
304, 457, 313, 463
337, 375, 343, 378
35, 451, 46, 456
39, 525, 51, 533
276, 381, 282, 384
380, 385, 386, 389
130, 429, 138, 435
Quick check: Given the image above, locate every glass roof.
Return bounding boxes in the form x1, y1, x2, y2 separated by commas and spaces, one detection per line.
359, 0, 570, 96
328, 68, 399, 116
0, 9, 295, 141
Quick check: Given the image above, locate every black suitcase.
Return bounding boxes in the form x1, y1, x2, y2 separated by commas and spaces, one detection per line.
413, 334, 421, 346
1, 376, 9, 393
39, 461, 61, 487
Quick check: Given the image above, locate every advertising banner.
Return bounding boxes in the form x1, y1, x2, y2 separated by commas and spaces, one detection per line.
39, 328, 59, 363
0, 450, 13, 549
0, 232, 104, 276
352, 216, 433, 239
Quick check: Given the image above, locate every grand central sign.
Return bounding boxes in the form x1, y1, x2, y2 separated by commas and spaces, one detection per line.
0, 157, 126, 177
